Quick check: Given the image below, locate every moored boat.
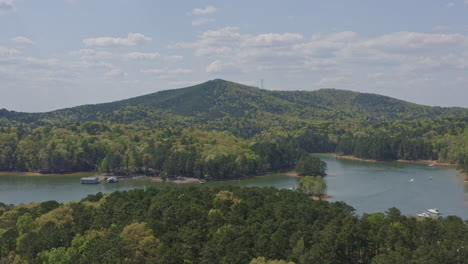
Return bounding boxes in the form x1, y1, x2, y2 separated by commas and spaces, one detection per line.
107, 177, 118, 183
80, 177, 100, 184
427, 208, 440, 215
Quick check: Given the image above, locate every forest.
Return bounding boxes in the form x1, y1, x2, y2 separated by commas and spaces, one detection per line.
0, 116, 467, 178
1, 80, 467, 176
0, 187, 466, 264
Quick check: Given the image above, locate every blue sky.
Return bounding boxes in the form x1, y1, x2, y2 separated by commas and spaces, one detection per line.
1, 0, 468, 112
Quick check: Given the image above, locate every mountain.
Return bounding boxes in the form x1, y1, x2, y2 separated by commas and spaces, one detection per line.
1, 79, 467, 129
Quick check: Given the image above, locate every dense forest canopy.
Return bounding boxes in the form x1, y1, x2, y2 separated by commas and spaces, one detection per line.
0, 79, 467, 175
1, 79, 468, 129
0, 187, 466, 264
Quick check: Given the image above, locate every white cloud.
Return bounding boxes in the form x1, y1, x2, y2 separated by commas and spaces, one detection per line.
357, 32, 468, 51
192, 18, 214, 26
69, 49, 112, 59
0, 0, 14, 12
83, 33, 151, 47
177, 27, 468, 77
123, 52, 183, 62
195, 47, 232, 57
191, 5, 217, 15
141, 68, 192, 74
11, 36, 34, 45
200, 27, 241, 42
446, 2, 455, 8
125, 52, 160, 60
242, 33, 304, 47
0, 46, 19, 56
205, 60, 240, 73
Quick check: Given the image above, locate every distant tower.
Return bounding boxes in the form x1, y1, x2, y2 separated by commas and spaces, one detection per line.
261, 79, 264, 89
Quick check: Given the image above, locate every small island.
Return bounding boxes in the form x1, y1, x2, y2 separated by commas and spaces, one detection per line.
295, 154, 330, 200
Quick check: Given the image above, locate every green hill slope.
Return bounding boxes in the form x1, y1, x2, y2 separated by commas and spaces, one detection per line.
1, 79, 467, 128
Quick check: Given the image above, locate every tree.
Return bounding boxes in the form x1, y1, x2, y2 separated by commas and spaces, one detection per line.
298, 176, 327, 198
120, 222, 161, 263
295, 154, 327, 176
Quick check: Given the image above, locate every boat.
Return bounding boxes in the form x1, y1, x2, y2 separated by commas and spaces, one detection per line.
417, 212, 430, 217
427, 208, 440, 215
80, 177, 100, 184
409, 178, 414, 182
106, 177, 118, 183
428, 164, 435, 167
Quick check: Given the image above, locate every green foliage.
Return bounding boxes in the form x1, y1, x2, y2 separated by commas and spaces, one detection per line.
298, 176, 327, 198
0, 187, 466, 264
0, 79, 467, 176
295, 154, 327, 176
2, 80, 467, 130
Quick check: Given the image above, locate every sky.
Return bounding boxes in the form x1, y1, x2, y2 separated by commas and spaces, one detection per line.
1, 0, 468, 112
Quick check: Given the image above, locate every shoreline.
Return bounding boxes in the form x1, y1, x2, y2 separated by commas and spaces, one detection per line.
311, 194, 332, 201
335, 155, 457, 166
0, 171, 100, 177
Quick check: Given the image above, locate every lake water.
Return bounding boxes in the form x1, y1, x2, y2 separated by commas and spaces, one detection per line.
1, 155, 466, 218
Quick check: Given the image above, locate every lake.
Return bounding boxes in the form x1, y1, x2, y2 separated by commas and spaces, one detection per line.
1, 155, 466, 218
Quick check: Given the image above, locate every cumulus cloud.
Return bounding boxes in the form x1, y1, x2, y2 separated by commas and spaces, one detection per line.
191, 5, 217, 15
83, 33, 151, 47
11, 36, 34, 45
192, 18, 214, 26
176, 27, 468, 76
242, 33, 304, 47
125, 52, 160, 60
0, 0, 15, 12
69, 49, 112, 59
124, 52, 183, 62
205, 60, 240, 73
0, 46, 19, 56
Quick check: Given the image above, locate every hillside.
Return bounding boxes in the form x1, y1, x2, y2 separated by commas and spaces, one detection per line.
0, 79, 468, 175
1, 79, 467, 129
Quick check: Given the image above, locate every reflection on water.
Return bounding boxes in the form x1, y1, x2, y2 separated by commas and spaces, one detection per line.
0, 154, 466, 218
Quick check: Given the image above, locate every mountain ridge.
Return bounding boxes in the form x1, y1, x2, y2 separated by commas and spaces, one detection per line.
1, 79, 467, 128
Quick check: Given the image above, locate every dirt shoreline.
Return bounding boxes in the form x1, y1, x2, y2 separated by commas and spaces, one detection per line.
336, 155, 457, 166
311, 194, 331, 201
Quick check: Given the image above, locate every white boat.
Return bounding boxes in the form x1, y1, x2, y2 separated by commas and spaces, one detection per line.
409, 178, 414, 182
80, 177, 100, 184
428, 164, 435, 167
106, 177, 118, 183
417, 212, 430, 217
427, 208, 440, 214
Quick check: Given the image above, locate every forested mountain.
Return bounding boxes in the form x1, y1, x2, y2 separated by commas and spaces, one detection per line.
1, 79, 467, 129
1, 79, 468, 176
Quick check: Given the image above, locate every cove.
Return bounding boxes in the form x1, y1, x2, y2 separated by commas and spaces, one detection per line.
0, 155, 466, 218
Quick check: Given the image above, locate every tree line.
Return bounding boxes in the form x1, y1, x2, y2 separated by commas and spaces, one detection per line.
0, 116, 468, 176
0, 187, 466, 264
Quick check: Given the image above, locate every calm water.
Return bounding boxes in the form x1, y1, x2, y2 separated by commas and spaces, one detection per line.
1, 155, 466, 218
